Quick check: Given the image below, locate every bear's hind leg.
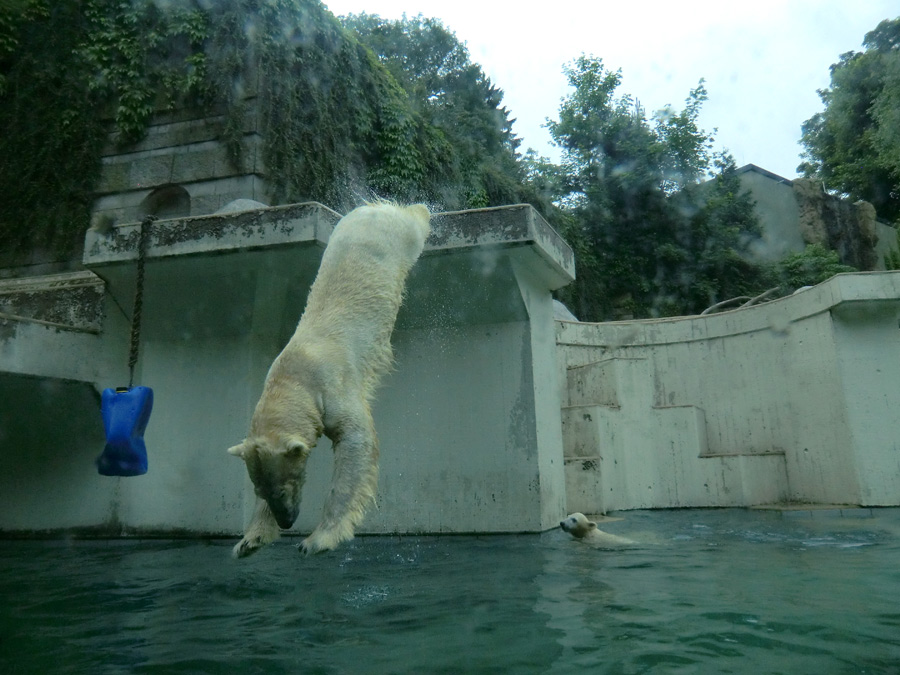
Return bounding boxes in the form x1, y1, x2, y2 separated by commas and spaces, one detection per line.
300, 403, 379, 555
233, 497, 281, 558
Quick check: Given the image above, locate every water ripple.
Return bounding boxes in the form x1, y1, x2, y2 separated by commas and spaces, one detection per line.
1, 509, 899, 673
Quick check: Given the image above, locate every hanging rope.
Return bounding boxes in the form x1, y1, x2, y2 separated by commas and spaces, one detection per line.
128, 215, 155, 387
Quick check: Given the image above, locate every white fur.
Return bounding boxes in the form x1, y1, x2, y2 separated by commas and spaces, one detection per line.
559, 512, 636, 548
229, 202, 430, 557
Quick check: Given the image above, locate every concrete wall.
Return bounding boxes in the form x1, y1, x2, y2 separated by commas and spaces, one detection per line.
92, 105, 268, 228
831, 291, 900, 505
736, 164, 899, 270
297, 207, 573, 534
0, 373, 111, 530
557, 272, 900, 513
738, 166, 805, 262
6, 195, 897, 534
0, 203, 574, 536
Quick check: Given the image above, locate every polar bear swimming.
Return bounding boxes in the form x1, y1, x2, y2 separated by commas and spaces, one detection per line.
560, 512, 636, 548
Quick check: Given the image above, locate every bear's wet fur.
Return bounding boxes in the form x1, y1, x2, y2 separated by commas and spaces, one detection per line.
229, 202, 430, 557
560, 512, 636, 548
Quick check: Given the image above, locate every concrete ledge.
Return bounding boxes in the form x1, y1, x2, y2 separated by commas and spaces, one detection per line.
429, 205, 575, 290
0, 271, 105, 334
84, 201, 341, 266
557, 271, 900, 347
84, 204, 575, 338
753, 505, 876, 519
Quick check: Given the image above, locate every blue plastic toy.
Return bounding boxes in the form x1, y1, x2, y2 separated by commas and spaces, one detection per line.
97, 215, 155, 477
96, 386, 153, 476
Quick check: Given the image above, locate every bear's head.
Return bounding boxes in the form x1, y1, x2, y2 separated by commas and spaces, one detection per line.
559, 512, 597, 539
228, 437, 311, 529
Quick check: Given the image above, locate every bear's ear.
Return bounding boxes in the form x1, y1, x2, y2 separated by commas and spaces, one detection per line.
285, 439, 308, 457
227, 442, 248, 458
407, 204, 430, 222
588, 522, 598, 530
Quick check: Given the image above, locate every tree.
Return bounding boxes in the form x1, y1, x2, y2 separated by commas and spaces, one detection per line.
776, 244, 856, 289
799, 17, 900, 224
2, 1, 524, 259
885, 227, 900, 270
341, 13, 529, 209
546, 55, 764, 321
547, 56, 671, 319
654, 80, 716, 194
663, 155, 769, 313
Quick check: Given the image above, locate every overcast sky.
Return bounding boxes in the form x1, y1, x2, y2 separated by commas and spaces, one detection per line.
324, 0, 897, 180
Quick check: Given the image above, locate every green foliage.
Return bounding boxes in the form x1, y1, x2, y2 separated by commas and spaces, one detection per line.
6, 1, 861, 317
546, 55, 766, 320
882, 227, 900, 270
1, 0, 218, 257
1, 1, 546, 259
0, 1, 105, 255
660, 156, 770, 314
775, 244, 857, 289
654, 81, 716, 193
799, 17, 900, 224
0, 0, 46, 95
341, 13, 529, 209
547, 56, 667, 319
79, 0, 210, 144
208, 0, 429, 208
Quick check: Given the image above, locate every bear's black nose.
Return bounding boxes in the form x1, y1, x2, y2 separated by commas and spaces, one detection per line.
269, 502, 299, 530
275, 511, 299, 529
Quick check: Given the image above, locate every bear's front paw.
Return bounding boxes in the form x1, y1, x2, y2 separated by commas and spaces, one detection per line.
298, 531, 339, 556
232, 536, 264, 559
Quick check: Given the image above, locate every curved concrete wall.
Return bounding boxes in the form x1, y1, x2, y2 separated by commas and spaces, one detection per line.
558, 272, 900, 512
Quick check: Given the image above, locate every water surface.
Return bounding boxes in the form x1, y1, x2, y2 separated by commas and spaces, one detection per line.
2, 508, 899, 674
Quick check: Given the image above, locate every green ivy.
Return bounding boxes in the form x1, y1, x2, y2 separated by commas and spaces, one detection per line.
0, 1, 105, 258
776, 244, 857, 289
0, 0, 465, 261
883, 227, 900, 270
0, 0, 217, 259
78, 0, 211, 143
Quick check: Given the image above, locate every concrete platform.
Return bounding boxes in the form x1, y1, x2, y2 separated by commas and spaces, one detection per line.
0, 271, 104, 335
5, 199, 898, 537
1, 202, 575, 537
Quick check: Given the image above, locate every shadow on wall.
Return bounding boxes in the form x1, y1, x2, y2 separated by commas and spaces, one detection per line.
0, 372, 112, 531
140, 185, 190, 220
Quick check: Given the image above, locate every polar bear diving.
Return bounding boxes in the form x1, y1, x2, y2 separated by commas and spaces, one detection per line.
227, 202, 430, 558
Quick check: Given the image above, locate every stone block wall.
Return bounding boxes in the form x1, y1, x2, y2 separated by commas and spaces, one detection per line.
92, 104, 268, 229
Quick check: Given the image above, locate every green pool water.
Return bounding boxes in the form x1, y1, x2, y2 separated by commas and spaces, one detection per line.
2, 508, 899, 674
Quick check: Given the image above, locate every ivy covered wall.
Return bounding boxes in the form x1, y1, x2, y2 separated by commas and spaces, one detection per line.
0, 0, 525, 268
